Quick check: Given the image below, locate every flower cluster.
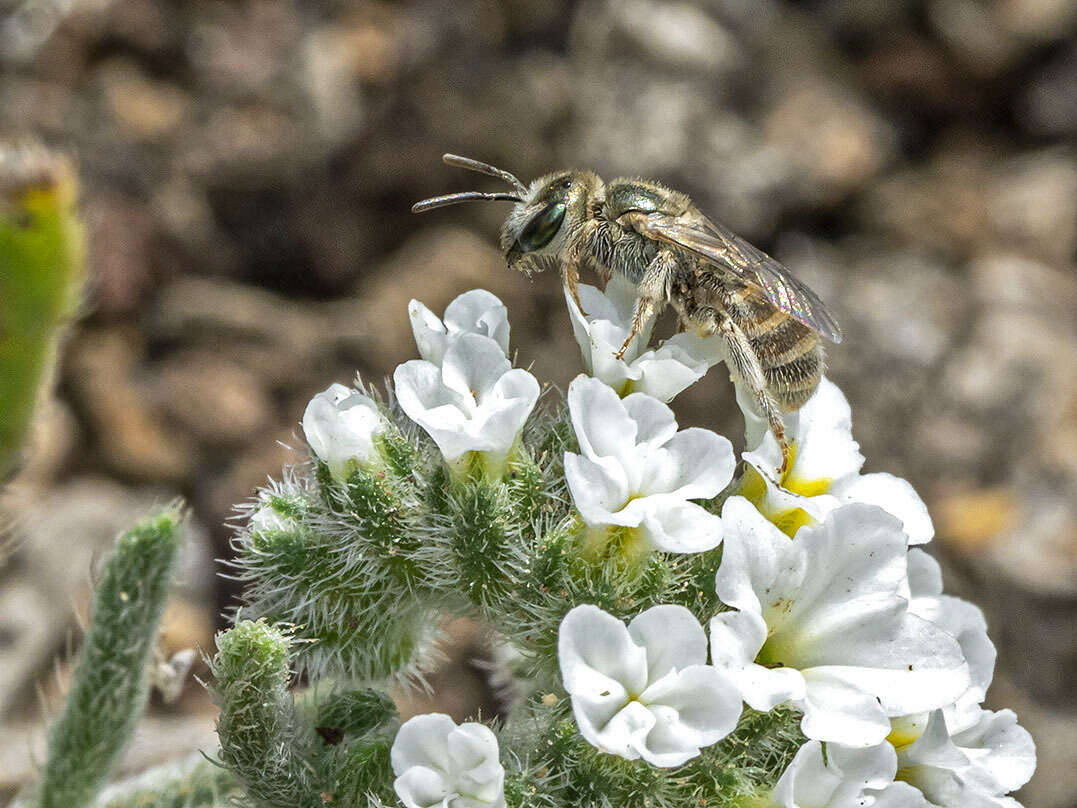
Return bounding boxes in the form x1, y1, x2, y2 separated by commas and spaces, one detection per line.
252, 281, 1034, 808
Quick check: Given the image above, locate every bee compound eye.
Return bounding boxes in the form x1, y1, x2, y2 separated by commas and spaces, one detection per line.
516, 202, 566, 252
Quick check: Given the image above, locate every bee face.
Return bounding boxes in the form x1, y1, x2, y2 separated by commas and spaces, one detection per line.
501, 170, 603, 272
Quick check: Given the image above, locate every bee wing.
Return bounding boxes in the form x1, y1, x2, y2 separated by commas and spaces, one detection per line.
632, 212, 843, 343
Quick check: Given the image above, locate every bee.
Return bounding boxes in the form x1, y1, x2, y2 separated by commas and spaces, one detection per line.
413, 154, 842, 470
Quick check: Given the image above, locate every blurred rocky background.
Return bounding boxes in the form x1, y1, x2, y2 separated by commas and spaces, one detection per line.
1, 0, 1075, 804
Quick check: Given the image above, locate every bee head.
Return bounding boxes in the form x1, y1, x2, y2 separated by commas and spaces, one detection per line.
499, 170, 602, 274
410, 155, 602, 276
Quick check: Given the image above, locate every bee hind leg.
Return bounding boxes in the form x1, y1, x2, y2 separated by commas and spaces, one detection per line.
717, 314, 791, 475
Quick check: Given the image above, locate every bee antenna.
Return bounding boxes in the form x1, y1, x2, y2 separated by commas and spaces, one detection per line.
411, 191, 523, 213
442, 154, 528, 196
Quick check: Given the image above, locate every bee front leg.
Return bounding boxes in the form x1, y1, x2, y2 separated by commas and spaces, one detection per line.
561, 261, 586, 316
615, 249, 675, 359
716, 314, 791, 475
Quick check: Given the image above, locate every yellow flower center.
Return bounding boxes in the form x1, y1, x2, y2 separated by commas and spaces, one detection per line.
886, 713, 929, 750
739, 443, 833, 538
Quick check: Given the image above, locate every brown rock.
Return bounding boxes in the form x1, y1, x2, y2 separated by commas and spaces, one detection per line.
83, 192, 158, 317
99, 61, 190, 141
151, 353, 274, 447
764, 81, 893, 200
65, 328, 198, 482
151, 275, 332, 389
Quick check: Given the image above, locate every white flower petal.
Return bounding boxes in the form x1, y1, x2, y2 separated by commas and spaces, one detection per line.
906, 550, 996, 729
566, 277, 721, 400
568, 376, 641, 465
409, 299, 452, 366
798, 668, 893, 746
393, 766, 452, 808
621, 392, 679, 452
564, 453, 632, 525
392, 714, 505, 808
738, 378, 932, 548
441, 334, 512, 401
302, 383, 387, 480
566, 377, 731, 553
771, 740, 899, 808
710, 608, 806, 711
602, 274, 645, 324
715, 497, 802, 617
907, 548, 944, 598
831, 473, 934, 545
560, 607, 654, 757
597, 700, 655, 760
628, 352, 707, 401
560, 604, 737, 766
559, 605, 649, 706
951, 709, 1036, 795
564, 281, 647, 382
448, 723, 505, 805
866, 782, 936, 808
636, 666, 742, 766
394, 335, 537, 464
715, 500, 969, 746
443, 290, 510, 355
392, 713, 459, 775
626, 332, 723, 402
893, 707, 1035, 808
472, 368, 541, 450
644, 428, 735, 499
410, 290, 510, 366
249, 495, 297, 534
637, 498, 723, 553
627, 604, 708, 680
783, 377, 865, 482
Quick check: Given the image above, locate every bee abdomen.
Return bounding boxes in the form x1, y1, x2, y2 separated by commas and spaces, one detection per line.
746, 314, 824, 412
765, 346, 824, 410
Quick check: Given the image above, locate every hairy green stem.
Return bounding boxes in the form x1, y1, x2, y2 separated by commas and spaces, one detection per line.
211, 620, 322, 808
32, 511, 183, 808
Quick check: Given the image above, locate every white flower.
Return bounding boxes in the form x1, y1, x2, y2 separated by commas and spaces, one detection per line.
890, 708, 1035, 808
394, 333, 539, 469
249, 492, 299, 534
391, 713, 506, 808
558, 604, 741, 767
906, 549, 996, 731
710, 499, 970, 747
302, 383, 388, 481
737, 378, 933, 544
565, 275, 723, 401
768, 740, 927, 808
564, 376, 733, 554
409, 289, 511, 366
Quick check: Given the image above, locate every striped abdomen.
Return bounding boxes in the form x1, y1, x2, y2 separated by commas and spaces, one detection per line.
724, 282, 824, 411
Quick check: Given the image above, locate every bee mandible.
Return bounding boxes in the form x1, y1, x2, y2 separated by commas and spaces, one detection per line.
413, 154, 842, 472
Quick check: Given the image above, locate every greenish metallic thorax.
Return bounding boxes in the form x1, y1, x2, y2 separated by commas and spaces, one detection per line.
603, 179, 691, 219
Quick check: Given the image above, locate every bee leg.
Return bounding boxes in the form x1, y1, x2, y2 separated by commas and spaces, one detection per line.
562, 261, 587, 316
614, 249, 675, 359
716, 314, 790, 475
616, 297, 657, 359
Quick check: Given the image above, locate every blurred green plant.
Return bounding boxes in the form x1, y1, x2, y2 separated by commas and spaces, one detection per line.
0, 141, 84, 481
